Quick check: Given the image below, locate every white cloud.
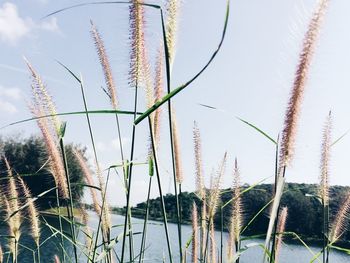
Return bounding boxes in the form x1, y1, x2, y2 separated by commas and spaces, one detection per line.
96, 141, 107, 152
40, 17, 59, 32
0, 85, 21, 113
0, 3, 33, 44
112, 137, 129, 151
34, 0, 49, 4
0, 2, 59, 44
0, 99, 17, 113
0, 86, 21, 100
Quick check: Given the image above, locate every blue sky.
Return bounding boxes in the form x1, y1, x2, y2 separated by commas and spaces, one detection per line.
1, 0, 350, 206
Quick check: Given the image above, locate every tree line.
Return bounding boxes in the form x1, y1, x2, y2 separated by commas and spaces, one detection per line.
131, 183, 350, 245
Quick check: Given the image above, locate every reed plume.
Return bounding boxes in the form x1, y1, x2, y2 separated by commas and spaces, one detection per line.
153, 47, 164, 149
73, 149, 111, 240
193, 122, 208, 259
319, 112, 332, 206
31, 106, 69, 198
201, 200, 207, 260
147, 47, 164, 156
73, 149, 101, 215
275, 207, 288, 263
18, 177, 40, 246
193, 121, 205, 200
165, 0, 180, 67
208, 153, 227, 219
95, 165, 111, 241
25, 58, 69, 198
3, 196, 18, 259
265, 1, 329, 258
330, 191, 350, 243
3, 157, 21, 238
228, 158, 243, 261
90, 21, 118, 109
24, 58, 61, 135
191, 202, 198, 263
279, 0, 329, 172
129, 0, 146, 87
172, 107, 183, 184
79, 205, 93, 250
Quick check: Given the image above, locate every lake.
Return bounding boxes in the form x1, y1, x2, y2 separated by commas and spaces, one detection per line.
1, 211, 348, 262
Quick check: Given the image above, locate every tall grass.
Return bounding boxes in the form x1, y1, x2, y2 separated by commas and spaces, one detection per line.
2, 0, 349, 263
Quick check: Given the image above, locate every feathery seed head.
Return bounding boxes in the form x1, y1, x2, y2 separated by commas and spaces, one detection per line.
193, 121, 205, 200
165, 0, 180, 67
153, 46, 164, 149
129, 0, 147, 87
3, 157, 22, 236
172, 107, 183, 184
191, 202, 198, 263
94, 162, 111, 240
275, 207, 288, 263
18, 177, 40, 246
330, 191, 350, 242
73, 149, 101, 216
31, 106, 68, 198
278, 0, 329, 173
229, 158, 243, 249
208, 153, 227, 219
319, 112, 332, 206
24, 57, 61, 135
90, 21, 118, 109
3, 196, 19, 256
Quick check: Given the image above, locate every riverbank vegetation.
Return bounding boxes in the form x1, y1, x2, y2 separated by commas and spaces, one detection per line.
129, 183, 350, 246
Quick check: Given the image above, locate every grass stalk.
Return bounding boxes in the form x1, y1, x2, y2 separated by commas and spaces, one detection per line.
120, 80, 139, 263
55, 188, 65, 262
162, 1, 183, 257
166, 101, 182, 262
220, 208, 223, 263
37, 244, 40, 263
147, 116, 173, 263
59, 136, 78, 263
91, 169, 111, 263
138, 166, 153, 263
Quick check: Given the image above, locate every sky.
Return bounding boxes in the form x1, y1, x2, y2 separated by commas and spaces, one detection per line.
1, 0, 350, 207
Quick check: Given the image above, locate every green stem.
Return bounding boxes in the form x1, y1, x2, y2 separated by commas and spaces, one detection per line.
59, 138, 78, 263
220, 208, 223, 263
204, 219, 211, 263
75, 78, 109, 261
120, 81, 139, 263
56, 188, 65, 262
148, 116, 173, 263
114, 109, 134, 261
139, 172, 153, 263
92, 169, 111, 263
37, 244, 40, 263
14, 238, 17, 263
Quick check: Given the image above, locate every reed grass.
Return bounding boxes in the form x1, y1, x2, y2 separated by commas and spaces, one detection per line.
275, 207, 288, 263
265, 1, 329, 261
2, 1, 348, 263
191, 202, 198, 263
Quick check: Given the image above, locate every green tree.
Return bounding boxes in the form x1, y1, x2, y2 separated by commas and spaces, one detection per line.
0, 135, 85, 209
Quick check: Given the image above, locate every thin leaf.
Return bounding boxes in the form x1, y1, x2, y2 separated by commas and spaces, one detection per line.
134, 0, 230, 125
1, 109, 141, 129
199, 103, 277, 144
